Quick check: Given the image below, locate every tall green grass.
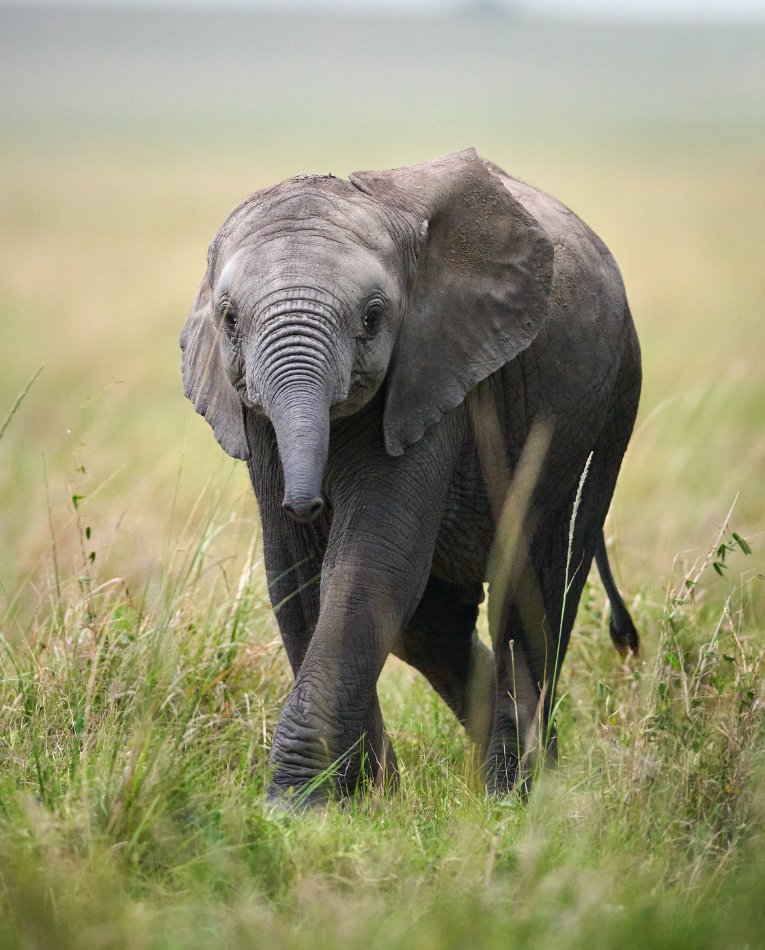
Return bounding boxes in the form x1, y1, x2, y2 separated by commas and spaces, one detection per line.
0, 477, 762, 947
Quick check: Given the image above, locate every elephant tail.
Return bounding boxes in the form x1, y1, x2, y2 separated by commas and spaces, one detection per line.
595, 533, 640, 657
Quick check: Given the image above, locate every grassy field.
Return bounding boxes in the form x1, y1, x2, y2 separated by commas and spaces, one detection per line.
1, 7, 764, 948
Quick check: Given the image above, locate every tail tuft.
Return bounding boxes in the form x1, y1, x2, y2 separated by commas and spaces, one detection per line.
608, 605, 640, 657
595, 532, 639, 658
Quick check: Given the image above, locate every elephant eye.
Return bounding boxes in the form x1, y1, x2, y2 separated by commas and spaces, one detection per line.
362, 299, 385, 337
218, 297, 238, 338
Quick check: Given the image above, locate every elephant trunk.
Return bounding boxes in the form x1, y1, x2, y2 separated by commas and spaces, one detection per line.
267, 382, 330, 522
251, 302, 349, 523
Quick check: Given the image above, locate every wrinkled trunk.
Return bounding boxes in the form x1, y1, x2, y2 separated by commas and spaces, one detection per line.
247, 296, 350, 523
267, 382, 330, 522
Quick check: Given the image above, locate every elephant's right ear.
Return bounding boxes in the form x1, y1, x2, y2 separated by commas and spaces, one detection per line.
180, 277, 250, 460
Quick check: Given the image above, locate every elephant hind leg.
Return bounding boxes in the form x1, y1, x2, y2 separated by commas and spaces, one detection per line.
486, 443, 629, 796
484, 575, 550, 797
392, 575, 495, 750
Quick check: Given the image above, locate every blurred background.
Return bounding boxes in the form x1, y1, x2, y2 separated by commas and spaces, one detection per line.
1, 0, 763, 622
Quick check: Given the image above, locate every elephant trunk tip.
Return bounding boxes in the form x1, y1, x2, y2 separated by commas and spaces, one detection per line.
283, 493, 325, 523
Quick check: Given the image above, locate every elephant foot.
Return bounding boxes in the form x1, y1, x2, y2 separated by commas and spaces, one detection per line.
367, 729, 399, 792
483, 727, 558, 799
484, 762, 532, 801
267, 731, 399, 806
483, 746, 525, 799
264, 785, 328, 812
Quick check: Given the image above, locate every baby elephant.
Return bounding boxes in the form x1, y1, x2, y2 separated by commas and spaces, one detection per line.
181, 149, 640, 802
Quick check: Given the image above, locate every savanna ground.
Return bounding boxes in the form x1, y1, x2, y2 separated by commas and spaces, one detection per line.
1, 7, 764, 947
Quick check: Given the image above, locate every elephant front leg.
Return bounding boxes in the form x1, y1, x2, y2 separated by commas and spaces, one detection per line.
267, 613, 399, 802
246, 416, 329, 675
260, 509, 328, 676
266, 424, 463, 803
267, 516, 431, 801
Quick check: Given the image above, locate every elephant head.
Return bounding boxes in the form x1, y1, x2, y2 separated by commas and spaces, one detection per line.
181, 149, 553, 520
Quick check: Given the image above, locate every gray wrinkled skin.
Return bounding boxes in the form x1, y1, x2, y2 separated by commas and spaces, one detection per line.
181, 149, 641, 802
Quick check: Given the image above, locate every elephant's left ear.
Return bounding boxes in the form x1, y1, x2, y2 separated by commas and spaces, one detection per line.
180, 276, 250, 460
350, 148, 553, 456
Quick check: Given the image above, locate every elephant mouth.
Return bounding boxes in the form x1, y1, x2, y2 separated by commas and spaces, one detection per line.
330, 369, 384, 419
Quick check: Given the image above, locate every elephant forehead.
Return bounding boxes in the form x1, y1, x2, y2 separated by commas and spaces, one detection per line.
264, 179, 370, 224
232, 233, 389, 279
220, 178, 393, 252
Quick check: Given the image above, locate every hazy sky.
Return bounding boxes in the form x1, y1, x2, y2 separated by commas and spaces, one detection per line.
6, 0, 765, 20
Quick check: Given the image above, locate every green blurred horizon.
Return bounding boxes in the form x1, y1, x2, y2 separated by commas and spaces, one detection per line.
2, 7, 764, 151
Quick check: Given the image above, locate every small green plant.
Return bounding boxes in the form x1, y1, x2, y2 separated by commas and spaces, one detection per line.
712, 531, 752, 576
